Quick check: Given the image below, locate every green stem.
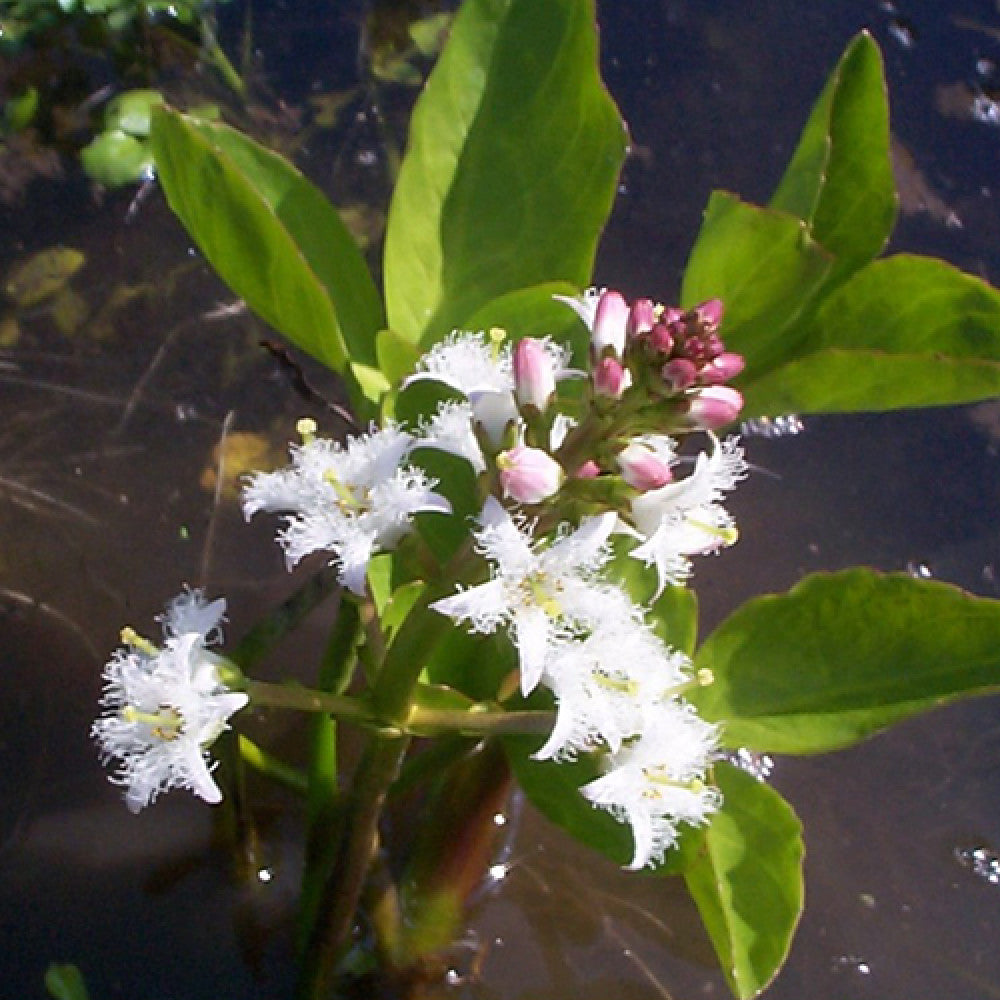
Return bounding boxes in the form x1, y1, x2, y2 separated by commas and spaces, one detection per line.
238, 734, 308, 795
230, 567, 341, 670
408, 705, 554, 735
245, 680, 381, 726
297, 731, 411, 1000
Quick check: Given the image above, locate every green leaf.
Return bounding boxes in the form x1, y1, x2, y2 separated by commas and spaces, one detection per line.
150, 107, 384, 405
460, 282, 592, 363
741, 254, 1000, 416
44, 964, 90, 1000
770, 32, 896, 284
104, 88, 162, 137
80, 130, 154, 187
692, 569, 1000, 753
384, 0, 626, 346
680, 192, 832, 379
683, 762, 803, 1000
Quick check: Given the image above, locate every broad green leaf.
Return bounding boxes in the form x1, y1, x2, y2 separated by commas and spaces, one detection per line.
770, 32, 896, 284
150, 107, 384, 403
683, 763, 803, 1000
692, 569, 1000, 753
384, 0, 626, 346
741, 254, 1000, 416
680, 192, 832, 379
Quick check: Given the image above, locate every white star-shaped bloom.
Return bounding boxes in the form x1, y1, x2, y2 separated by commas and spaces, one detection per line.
532, 622, 695, 762
627, 434, 747, 596
243, 423, 451, 595
430, 496, 619, 695
580, 700, 720, 869
92, 591, 248, 813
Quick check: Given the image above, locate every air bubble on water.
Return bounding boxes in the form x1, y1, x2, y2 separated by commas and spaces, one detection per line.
887, 18, 916, 49
356, 149, 378, 167
954, 845, 1000, 884
978, 58, 997, 80
445, 968, 462, 986
971, 93, 1000, 125
739, 415, 804, 439
174, 403, 199, 422
729, 747, 774, 781
832, 954, 872, 976
257, 867, 273, 883
905, 560, 932, 579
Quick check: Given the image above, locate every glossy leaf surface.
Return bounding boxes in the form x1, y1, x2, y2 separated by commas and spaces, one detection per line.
384, 0, 626, 346
151, 107, 384, 402
692, 569, 1000, 753
683, 763, 803, 1000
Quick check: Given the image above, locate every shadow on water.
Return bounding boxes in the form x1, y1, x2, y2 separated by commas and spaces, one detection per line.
2, 1, 1000, 997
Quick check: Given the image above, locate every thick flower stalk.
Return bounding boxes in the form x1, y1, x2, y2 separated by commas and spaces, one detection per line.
92, 589, 248, 812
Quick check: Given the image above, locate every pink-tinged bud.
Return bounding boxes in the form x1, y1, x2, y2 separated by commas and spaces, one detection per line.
497, 445, 564, 504
594, 356, 631, 398
662, 357, 698, 391
513, 337, 556, 410
592, 290, 629, 357
575, 460, 601, 479
685, 386, 744, 430
617, 442, 673, 491
700, 351, 745, 385
628, 298, 656, 337
649, 321, 674, 354
695, 298, 724, 331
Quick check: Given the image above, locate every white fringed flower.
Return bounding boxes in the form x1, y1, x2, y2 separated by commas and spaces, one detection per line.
581, 700, 720, 869
407, 331, 578, 445
417, 400, 486, 474
92, 590, 247, 813
243, 421, 451, 595
627, 434, 747, 596
430, 496, 619, 695
532, 620, 694, 761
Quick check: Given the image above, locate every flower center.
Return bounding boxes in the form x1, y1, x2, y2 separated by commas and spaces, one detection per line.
523, 572, 564, 617
123, 704, 184, 741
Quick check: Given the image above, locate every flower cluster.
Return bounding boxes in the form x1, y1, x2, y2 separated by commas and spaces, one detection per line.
92, 589, 247, 812
431, 498, 720, 868
95, 283, 748, 872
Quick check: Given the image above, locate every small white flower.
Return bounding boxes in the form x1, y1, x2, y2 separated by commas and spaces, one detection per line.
243, 422, 451, 595
408, 332, 579, 444
430, 496, 619, 695
627, 434, 747, 596
533, 620, 694, 761
581, 700, 720, 869
92, 591, 247, 813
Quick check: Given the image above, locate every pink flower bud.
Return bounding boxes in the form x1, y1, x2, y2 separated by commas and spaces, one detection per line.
574, 460, 601, 479
594, 356, 631, 398
628, 298, 656, 337
513, 337, 556, 410
592, 289, 629, 357
662, 358, 698, 391
649, 321, 674, 354
685, 386, 744, 430
497, 445, 564, 504
695, 298, 724, 331
699, 351, 745, 385
617, 442, 673, 491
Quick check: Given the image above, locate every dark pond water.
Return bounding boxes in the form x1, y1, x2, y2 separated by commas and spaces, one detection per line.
3, 1, 1000, 998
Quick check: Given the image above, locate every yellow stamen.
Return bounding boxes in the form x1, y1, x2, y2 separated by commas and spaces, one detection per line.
686, 517, 739, 546
123, 704, 183, 741
120, 627, 158, 657
296, 417, 318, 444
